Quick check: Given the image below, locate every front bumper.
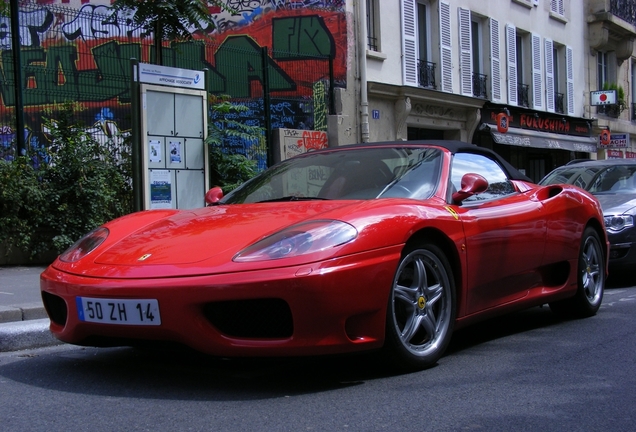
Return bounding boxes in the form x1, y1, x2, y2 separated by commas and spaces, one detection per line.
40, 246, 401, 357
607, 229, 636, 271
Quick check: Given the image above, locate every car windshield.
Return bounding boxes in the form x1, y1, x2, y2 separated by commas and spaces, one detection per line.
541, 164, 636, 194
221, 147, 443, 204
588, 165, 636, 194
540, 166, 602, 190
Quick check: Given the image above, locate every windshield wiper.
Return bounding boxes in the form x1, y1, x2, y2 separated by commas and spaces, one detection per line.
256, 196, 330, 203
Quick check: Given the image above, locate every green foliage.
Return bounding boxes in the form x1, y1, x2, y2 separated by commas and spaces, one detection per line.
0, 156, 46, 254
0, 1, 9, 17
602, 82, 627, 113
0, 103, 132, 261
206, 95, 265, 193
112, 0, 235, 42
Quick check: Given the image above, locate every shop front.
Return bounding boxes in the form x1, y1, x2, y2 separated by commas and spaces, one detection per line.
475, 104, 598, 182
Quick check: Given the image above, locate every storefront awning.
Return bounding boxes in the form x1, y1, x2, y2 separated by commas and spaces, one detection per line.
488, 125, 597, 153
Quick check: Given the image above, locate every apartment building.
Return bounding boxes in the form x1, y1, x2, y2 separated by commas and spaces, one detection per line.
587, 0, 636, 160
330, 0, 599, 182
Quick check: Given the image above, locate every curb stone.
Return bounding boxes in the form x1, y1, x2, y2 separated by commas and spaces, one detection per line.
0, 319, 62, 352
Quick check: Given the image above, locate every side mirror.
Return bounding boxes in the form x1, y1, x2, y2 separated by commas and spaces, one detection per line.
452, 173, 488, 204
205, 187, 224, 205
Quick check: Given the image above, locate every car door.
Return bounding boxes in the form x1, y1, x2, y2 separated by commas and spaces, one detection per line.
450, 152, 547, 315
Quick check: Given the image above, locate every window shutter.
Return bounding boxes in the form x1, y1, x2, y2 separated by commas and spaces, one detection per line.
566, 45, 575, 115
439, 1, 453, 92
458, 7, 472, 96
490, 18, 501, 102
506, 24, 518, 106
551, 0, 565, 16
544, 39, 555, 113
532, 33, 543, 110
401, 0, 418, 86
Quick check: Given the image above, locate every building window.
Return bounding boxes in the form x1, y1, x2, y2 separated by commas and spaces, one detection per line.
551, 0, 565, 17
597, 51, 609, 89
471, 16, 487, 98
417, 1, 435, 89
631, 61, 636, 121
516, 33, 530, 107
553, 45, 565, 113
366, 0, 380, 51
597, 51, 620, 117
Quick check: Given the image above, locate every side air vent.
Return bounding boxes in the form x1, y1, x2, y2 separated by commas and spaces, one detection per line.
535, 185, 563, 201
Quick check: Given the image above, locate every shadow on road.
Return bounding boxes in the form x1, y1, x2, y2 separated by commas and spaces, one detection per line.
0, 303, 581, 401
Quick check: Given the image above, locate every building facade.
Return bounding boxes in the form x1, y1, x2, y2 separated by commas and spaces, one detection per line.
587, 0, 636, 161
328, 0, 602, 182
7, 0, 636, 182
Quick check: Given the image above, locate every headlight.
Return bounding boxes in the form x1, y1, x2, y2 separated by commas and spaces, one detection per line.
604, 215, 634, 233
234, 220, 358, 262
59, 227, 109, 262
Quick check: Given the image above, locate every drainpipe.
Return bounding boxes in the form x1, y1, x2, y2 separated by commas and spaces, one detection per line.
357, 0, 369, 142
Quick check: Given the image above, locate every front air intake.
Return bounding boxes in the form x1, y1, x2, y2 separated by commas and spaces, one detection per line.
41, 291, 68, 326
203, 298, 293, 338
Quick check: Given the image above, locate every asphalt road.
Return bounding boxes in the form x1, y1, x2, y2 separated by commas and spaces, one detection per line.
1, 285, 635, 431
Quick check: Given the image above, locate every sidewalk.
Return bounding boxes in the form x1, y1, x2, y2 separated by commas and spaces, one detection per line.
0, 266, 62, 352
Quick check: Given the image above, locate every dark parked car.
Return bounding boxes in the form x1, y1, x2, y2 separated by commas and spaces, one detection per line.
540, 159, 636, 275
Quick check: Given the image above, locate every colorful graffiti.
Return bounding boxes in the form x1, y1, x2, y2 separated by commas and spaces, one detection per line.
0, 0, 347, 163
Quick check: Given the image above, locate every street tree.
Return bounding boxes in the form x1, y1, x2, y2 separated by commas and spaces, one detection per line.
112, 0, 236, 64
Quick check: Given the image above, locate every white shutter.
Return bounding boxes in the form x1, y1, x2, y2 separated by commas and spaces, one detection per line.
532, 33, 543, 110
544, 38, 555, 113
490, 18, 501, 102
566, 45, 575, 115
551, 0, 565, 16
458, 7, 473, 96
401, 0, 418, 87
439, 1, 453, 92
506, 24, 518, 106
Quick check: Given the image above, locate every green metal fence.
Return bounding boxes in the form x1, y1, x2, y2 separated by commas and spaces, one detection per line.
1, 1, 337, 169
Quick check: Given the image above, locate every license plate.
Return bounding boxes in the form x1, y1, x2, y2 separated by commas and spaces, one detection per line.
76, 297, 161, 326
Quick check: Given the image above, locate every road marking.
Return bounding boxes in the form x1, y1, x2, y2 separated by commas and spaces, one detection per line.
0, 291, 14, 295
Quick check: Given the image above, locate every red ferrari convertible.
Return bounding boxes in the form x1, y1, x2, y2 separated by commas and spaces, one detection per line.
41, 141, 608, 370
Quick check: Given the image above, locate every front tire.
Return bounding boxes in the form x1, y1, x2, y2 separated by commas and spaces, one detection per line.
383, 244, 456, 371
550, 227, 605, 318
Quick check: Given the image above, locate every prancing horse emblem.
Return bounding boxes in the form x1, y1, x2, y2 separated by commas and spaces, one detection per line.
138, 254, 152, 261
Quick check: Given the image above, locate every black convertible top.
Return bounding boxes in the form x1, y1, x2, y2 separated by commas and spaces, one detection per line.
331, 140, 533, 183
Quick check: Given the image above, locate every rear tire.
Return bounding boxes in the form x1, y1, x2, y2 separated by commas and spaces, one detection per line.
549, 227, 605, 318
383, 244, 456, 371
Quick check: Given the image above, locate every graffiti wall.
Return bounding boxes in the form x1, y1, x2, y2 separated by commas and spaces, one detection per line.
0, 0, 348, 164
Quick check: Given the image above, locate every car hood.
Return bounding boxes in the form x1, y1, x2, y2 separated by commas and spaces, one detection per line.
594, 193, 636, 215
53, 200, 387, 278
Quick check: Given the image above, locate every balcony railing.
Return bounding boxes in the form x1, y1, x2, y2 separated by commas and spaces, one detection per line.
367, 36, 378, 51
555, 92, 564, 114
598, 104, 621, 118
472, 73, 488, 98
611, 0, 636, 27
518, 83, 530, 108
418, 60, 436, 89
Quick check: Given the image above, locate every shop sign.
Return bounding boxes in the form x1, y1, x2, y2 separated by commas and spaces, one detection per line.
496, 113, 509, 133
482, 107, 591, 137
598, 133, 629, 148
590, 90, 617, 106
